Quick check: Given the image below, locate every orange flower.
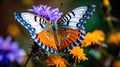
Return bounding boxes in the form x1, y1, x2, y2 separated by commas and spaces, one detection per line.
69, 46, 88, 63
82, 30, 105, 47
108, 32, 120, 45
113, 60, 120, 67
103, 0, 110, 7
7, 23, 21, 37
46, 56, 69, 67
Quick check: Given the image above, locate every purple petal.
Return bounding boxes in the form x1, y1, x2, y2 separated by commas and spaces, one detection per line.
5, 36, 12, 45
0, 36, 26, 64
0, 54, 3, 61
10, 42, 19, 51
58, 12, 63, 16
0, 36, 3, 49
51, 8, 59, 13
15, 49, 26, 64
7, 53, 15, 62
2, 36, 12, 50
46, 6, 51, 12
18, 49, 26, 56
16, 57, 23, 64
0, 36, 3, 43
27, 9, 34, 12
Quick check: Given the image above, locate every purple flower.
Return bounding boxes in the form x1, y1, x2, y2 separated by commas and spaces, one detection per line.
0, 36, 26, 66
28, 4, 63, 22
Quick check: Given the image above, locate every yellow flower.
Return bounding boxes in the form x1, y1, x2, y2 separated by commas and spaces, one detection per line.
46, 56, 69, 67
108, 32, 120, 45
69, 46, 88, 63
103, 0, 110, 7
81, 30, 105, 47
113, 60, 120, 67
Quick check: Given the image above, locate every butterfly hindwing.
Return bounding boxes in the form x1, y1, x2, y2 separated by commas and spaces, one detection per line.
59, 5, 95, 30
58, 26, 86, 52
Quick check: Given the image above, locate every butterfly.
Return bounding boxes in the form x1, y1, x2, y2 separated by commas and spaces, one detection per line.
14, 5, 95, 53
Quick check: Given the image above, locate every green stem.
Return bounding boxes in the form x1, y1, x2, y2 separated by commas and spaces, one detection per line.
24, 52, 33, 67
106, 16, 115, 32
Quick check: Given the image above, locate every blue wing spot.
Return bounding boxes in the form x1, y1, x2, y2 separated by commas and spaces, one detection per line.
75, 40, 80, 45
48, 47, 51, 52
46, 47, 49, 52
69, 45, 74, 50
44, 46, 47, 50
27, 24, 32, 27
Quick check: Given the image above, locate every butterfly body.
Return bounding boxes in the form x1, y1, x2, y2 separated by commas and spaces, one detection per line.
14, 5, 95, 53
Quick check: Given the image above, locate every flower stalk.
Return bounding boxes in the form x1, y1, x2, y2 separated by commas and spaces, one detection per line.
106, 16, 115, 32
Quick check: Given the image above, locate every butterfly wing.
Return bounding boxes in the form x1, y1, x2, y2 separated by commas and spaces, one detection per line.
14, 12, 59, 53
14, 12, 52, 34
59, 5, 95, 30
58, 5, 95, 52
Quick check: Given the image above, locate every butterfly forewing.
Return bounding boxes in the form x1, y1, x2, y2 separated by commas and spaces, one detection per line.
14, 12, 50, 35
59, 5, 95, 30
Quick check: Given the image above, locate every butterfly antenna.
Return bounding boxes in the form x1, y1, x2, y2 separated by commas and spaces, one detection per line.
59, 0, 63, 10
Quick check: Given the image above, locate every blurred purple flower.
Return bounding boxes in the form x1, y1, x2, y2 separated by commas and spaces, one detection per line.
0, 36, 26, 66
28, 4, 63, 22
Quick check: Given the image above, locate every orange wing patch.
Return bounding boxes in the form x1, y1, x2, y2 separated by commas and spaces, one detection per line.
59, 28, 81, 51
36, 28, 81, 51
37, 30, 58, 50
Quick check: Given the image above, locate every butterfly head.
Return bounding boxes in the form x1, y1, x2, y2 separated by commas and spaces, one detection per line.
51, 23, 58, 31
